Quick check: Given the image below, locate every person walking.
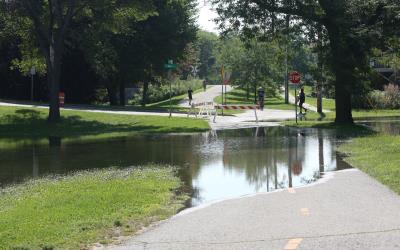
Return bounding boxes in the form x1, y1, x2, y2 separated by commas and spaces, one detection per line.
257, 87, 265, 111
298, 87, 307, 114
203, 79, 208, 92
188, 87, 193, 105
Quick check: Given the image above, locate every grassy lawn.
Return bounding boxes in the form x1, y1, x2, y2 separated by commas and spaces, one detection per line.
0, 167, 186, 249
339, 135, 400, 195
290, 85, 336, 111
0, 106, 209, 140
283, 109, 400, 127
214, 87, 295, 115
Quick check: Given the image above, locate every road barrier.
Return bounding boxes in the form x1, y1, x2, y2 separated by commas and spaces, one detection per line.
213, 105, 260, 123
214, 105, 260, 110
188, 102, 216, 118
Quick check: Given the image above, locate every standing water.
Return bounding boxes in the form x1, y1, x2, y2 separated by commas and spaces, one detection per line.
0, 126, 358, 207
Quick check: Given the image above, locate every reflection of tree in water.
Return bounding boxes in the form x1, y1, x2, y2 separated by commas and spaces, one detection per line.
221, 127, 309, 190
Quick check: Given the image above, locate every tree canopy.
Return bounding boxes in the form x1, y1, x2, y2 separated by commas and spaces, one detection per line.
212, 0, 400, 123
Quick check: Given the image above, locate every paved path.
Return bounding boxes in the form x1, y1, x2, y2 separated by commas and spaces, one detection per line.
107, 169, 400, 250
179, 85, 233, 107
210, 109, 294, 130
180, 85, 296, 129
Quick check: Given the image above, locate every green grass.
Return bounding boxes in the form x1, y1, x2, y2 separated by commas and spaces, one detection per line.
290, 85, 336, 111
0, 167, 186, 249
283, 109, 400, 127
339, 135, 400, 194
214, 87, 295, 115
0, 106, 209, 140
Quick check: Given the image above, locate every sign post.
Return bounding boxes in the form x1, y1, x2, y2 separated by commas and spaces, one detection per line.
289, 71, 301, 124
164, 60, 177, 118
220, 65, 225, 116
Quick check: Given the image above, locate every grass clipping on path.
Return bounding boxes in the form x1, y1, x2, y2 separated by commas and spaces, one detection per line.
0, 167, 186, 249
339, 135, 400, 194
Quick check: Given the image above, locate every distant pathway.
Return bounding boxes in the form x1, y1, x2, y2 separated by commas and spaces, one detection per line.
179, 85, 232, 107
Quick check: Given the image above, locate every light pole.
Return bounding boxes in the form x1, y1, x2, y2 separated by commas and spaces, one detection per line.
30, 66, 36, 101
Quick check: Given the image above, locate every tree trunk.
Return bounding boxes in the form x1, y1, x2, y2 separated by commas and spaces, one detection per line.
106, 85, 118, 106
326, 24, 354, 124
47, 42, 62, 123
142, 81, 149, 107
334, 79, 353, 124
119, 82, 125, 106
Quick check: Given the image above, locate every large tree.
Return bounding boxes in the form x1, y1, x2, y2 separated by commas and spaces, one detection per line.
212, 0, 400, 123
3, 0, 153, 122
131, 0, 197, 106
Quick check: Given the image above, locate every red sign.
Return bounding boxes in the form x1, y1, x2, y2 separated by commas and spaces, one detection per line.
59, 92, 65, 107
290, 71, 301, 84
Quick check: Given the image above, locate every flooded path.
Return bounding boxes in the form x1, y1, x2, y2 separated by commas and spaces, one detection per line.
0, 126, 355, 206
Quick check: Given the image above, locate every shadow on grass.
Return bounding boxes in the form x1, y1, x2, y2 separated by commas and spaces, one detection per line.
0, 109, 200, 139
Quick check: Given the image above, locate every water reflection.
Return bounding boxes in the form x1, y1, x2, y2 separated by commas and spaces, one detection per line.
361, 120, 400, 136
1, 127, 346, 206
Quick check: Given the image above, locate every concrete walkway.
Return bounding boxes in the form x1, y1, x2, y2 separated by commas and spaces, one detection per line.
210, 109, 294, 130
108, 169, 400, 250
179, 85, 232, 108
180, 85, 296, 129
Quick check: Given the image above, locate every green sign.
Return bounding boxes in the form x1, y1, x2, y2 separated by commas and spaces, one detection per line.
164, 63, 177, 69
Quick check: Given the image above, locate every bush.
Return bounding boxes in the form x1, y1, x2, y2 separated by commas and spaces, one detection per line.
130, 79, 202, 105
383, 84, 400, 108
365, 84, 400, 109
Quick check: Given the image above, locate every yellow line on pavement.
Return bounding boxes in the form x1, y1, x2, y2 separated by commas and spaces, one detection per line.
284, 238, 303, 250
301, 208, 310, 216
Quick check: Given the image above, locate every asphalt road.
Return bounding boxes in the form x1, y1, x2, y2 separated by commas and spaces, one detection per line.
107, 169, 400, 250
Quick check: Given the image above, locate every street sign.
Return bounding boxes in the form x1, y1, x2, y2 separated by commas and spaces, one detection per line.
164, 59, 177, 70
164, 63, 177, 69
290, 71, 301, 84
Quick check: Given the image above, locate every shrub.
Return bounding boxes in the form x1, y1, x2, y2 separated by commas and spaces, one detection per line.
383, 84, 400, 108
130, 79, 202, 105
365, 84, 400, 109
